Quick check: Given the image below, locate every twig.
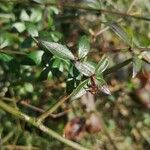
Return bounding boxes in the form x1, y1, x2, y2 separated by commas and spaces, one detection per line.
0, 49, 26, 55
1, 0, 149, 21
127, 0, 137, 14
20, 101, 44, 113
44, 2, 149, 21
101, 120, 119, 150
95, 0, 138, 37
91, 47, 149, 53
0, 100, 89, 150
20, 100, 70, 118
50, 110, 70, 118
3, 145, 40, 150
1, 97, 15, 102
0, 130, 15, 145
37, 58, 133, 122
37, 94, 72, 123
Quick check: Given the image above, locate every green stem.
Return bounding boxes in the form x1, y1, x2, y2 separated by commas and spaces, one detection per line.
37, 94, 72, 123
38, 58, 133, 122
1, 1, 149, 21
0, 100, 89, 150
44, 2, 149, 21
0, 49, 26, 55
1, 130, 15, 145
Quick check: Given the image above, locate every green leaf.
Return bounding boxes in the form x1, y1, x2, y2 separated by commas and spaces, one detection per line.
20, 9, 30, 21
0, 35, 9, 49
71, 79, 89, 100
24, 83, 34, 93
95, 55, 109, 75
30, 8, 42, 22
52, 58, 64, 72
0, 53, 13, 62
27, 51, 44, 65
132, 55, 142, 78
109, 22, 132, 46
74, 61, 95, 77
13, 22, 26, 33
39, 40, 75, 60
38, 67, 51, 81
96, 76, 106, 85
88, 0, 101, 9
0, 32, 19, 49
78, 35, 90, 59
50, 31, 62, 42
32, 0, 42, 3
25, 22, 38, 37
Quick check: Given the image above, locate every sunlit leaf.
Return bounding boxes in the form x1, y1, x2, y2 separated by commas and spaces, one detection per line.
24, 83, 34, 93
50, 31, 62, 42
87, 0, 101, 9
0, 53, 13, 62
95, 55, 109, 75
132, 55, 142, 78
74, 61, 95, 77
25, 22, 38, 37
52, 58, 64, 72
71, 79, 89, 100
39, 40, 75, 60
13, 22, 26, 33
31, 0, 42, 3
20, 9, 30, 21
78, 35, 90, 59
30, 8, 42, 22
96, 76, 106, 85
0, 32, 19, 49
27, 51, 44, 65
71, 88, 87, 100
109, 22, 132, 46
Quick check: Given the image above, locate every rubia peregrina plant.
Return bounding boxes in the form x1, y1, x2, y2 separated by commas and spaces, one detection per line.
35, 21, 150, 100
37, 35, 111, 100
0, 1, 150, 149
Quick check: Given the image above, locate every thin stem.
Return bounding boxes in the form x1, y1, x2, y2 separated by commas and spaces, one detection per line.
0, 130, 15, 145
127, 0, 137, 13
1, 97, 15, 102
20, 100, 70, 118
3, 145, 40, 150
100, 118, 119, 150
1, 0, 149, 21
43, 2, 149, 21
96, 0, 137, 37
0, 49, 26, 55
104, 58, 132, 76
37, 94, 72, 123
0, 100, 89, 150
37, 58, 133, 122
20, 101, 45, 113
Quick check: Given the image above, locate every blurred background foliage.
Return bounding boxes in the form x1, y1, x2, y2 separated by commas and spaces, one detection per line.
0, 0, 150, 150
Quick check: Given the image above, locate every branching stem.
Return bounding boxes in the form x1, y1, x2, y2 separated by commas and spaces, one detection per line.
0, 100, 89, 150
